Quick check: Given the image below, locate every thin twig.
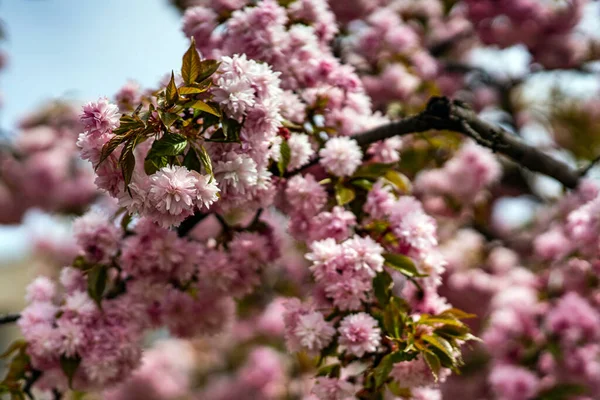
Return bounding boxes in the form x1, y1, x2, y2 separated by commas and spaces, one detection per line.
0, 313, 20, 325
578, 154, 600, 177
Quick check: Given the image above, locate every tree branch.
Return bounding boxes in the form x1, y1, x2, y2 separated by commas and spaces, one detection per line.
352, 96, 581, 189
0, 313, 20, 325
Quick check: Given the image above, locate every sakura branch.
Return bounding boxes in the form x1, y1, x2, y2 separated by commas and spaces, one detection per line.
0, 313, 20, 325
351, 96, 581, 189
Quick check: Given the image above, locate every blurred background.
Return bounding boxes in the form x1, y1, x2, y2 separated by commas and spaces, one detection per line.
0, 0, 188, 337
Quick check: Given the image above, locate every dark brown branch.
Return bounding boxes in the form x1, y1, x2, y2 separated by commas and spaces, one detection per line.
352, 97, 580, 189
578, 154, 600, 177
0, 313, 20, 325
177, 211, 209, 237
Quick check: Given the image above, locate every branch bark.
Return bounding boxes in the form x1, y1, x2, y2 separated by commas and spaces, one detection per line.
352, 96, 581, 189
0, 313, 20, 325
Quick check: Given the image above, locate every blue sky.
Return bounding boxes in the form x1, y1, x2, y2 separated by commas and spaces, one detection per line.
0, 0, 188, 261
0, 0, 188, 131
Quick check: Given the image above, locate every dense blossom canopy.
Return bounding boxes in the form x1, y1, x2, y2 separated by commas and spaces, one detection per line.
1, 1, 600, 400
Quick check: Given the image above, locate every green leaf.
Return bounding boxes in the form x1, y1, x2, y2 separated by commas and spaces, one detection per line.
120, 137, 138, 187
373, 271, 393, 307
353, 163, 396, 179
113, 114, 145, 136
373, 351, 412, 388
197, 145, 213, 177
383, 253, 427, 278
277, 140, 291, 175
383, 298, 406, 338
335, 184, 356, 206
206, 127, 227, 142
159, 111, 180, 128
423, 352, 441, 381
165, 71, 179, 107
316, 363, 341, 378
120, 212, 133, 231
0, 340, 27, 359
183, 148, 202, 173
196, 59, 220, 83
98, 134, 130, 167
87, 265, 108, 308
60, 354, 81, 389
387, 382, 411, 397
186, 100, 221, 117
181, 38, 202, 85
147, 134, 188, 158
144, 156, 169, 175
179, 86, 209, 95
350, 178, 373, 191
433, 324, 470, 339
384, 170, 411, 193
439, 308, 477, 320
222, 117, 242, 142
422, 334, 455, 365
535, 383, 587, 400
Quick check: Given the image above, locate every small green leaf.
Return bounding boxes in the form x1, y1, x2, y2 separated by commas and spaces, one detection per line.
181, 38, 202, 85
98, 134, 130, 168
335, 184, 355, 206
422, 334, 455, 365
197, 145, 213, 177
87, 265, 108, 308
147, 134, 188, 158
350, 178, 373, 191
120, 137, 138, 187
439, 308, 477, 320
423, 352, 441, 381
112, 115, 145, 136
373, 271, 393, 307
387, 382, 411, 397
353, 163, 396, 179
60, 354, 81, 389
144, 156, 169, 175
383, 253, 427, 278
179, 86, 208, 95
183, 148, 202, 173
186, 100, 221, 117
0, 340, 27, 359
159, 111, 180, 128
277, 140, 291, 175
222, 117, 242, 142
165, 71, 179, 107
535, 383, 587, 400
120, 212, 133, 231
316, 363, 341, 378
384, 170, 411, 193
206, 127, 227, 142
196, 59, 220, 83
373, 351, 412, 388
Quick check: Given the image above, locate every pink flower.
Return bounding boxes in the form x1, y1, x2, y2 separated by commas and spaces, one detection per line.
73, 210, 121, 264
192, 171, 220, 209
25, 276, 56, 303
390, 357, 447, 388
148, 166, 198, 227
338, 312, 381, 357
80, 97, 120, 134
312, 377, 358, 400
546, 292, 600, 343
489, 364, 540, 400
293, 311, 336, 353
342, 235, 384, 277
285, 174, 327, 217
319, 137, 363, 177
287, 133, 315, 171
310, 206, 356, 242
